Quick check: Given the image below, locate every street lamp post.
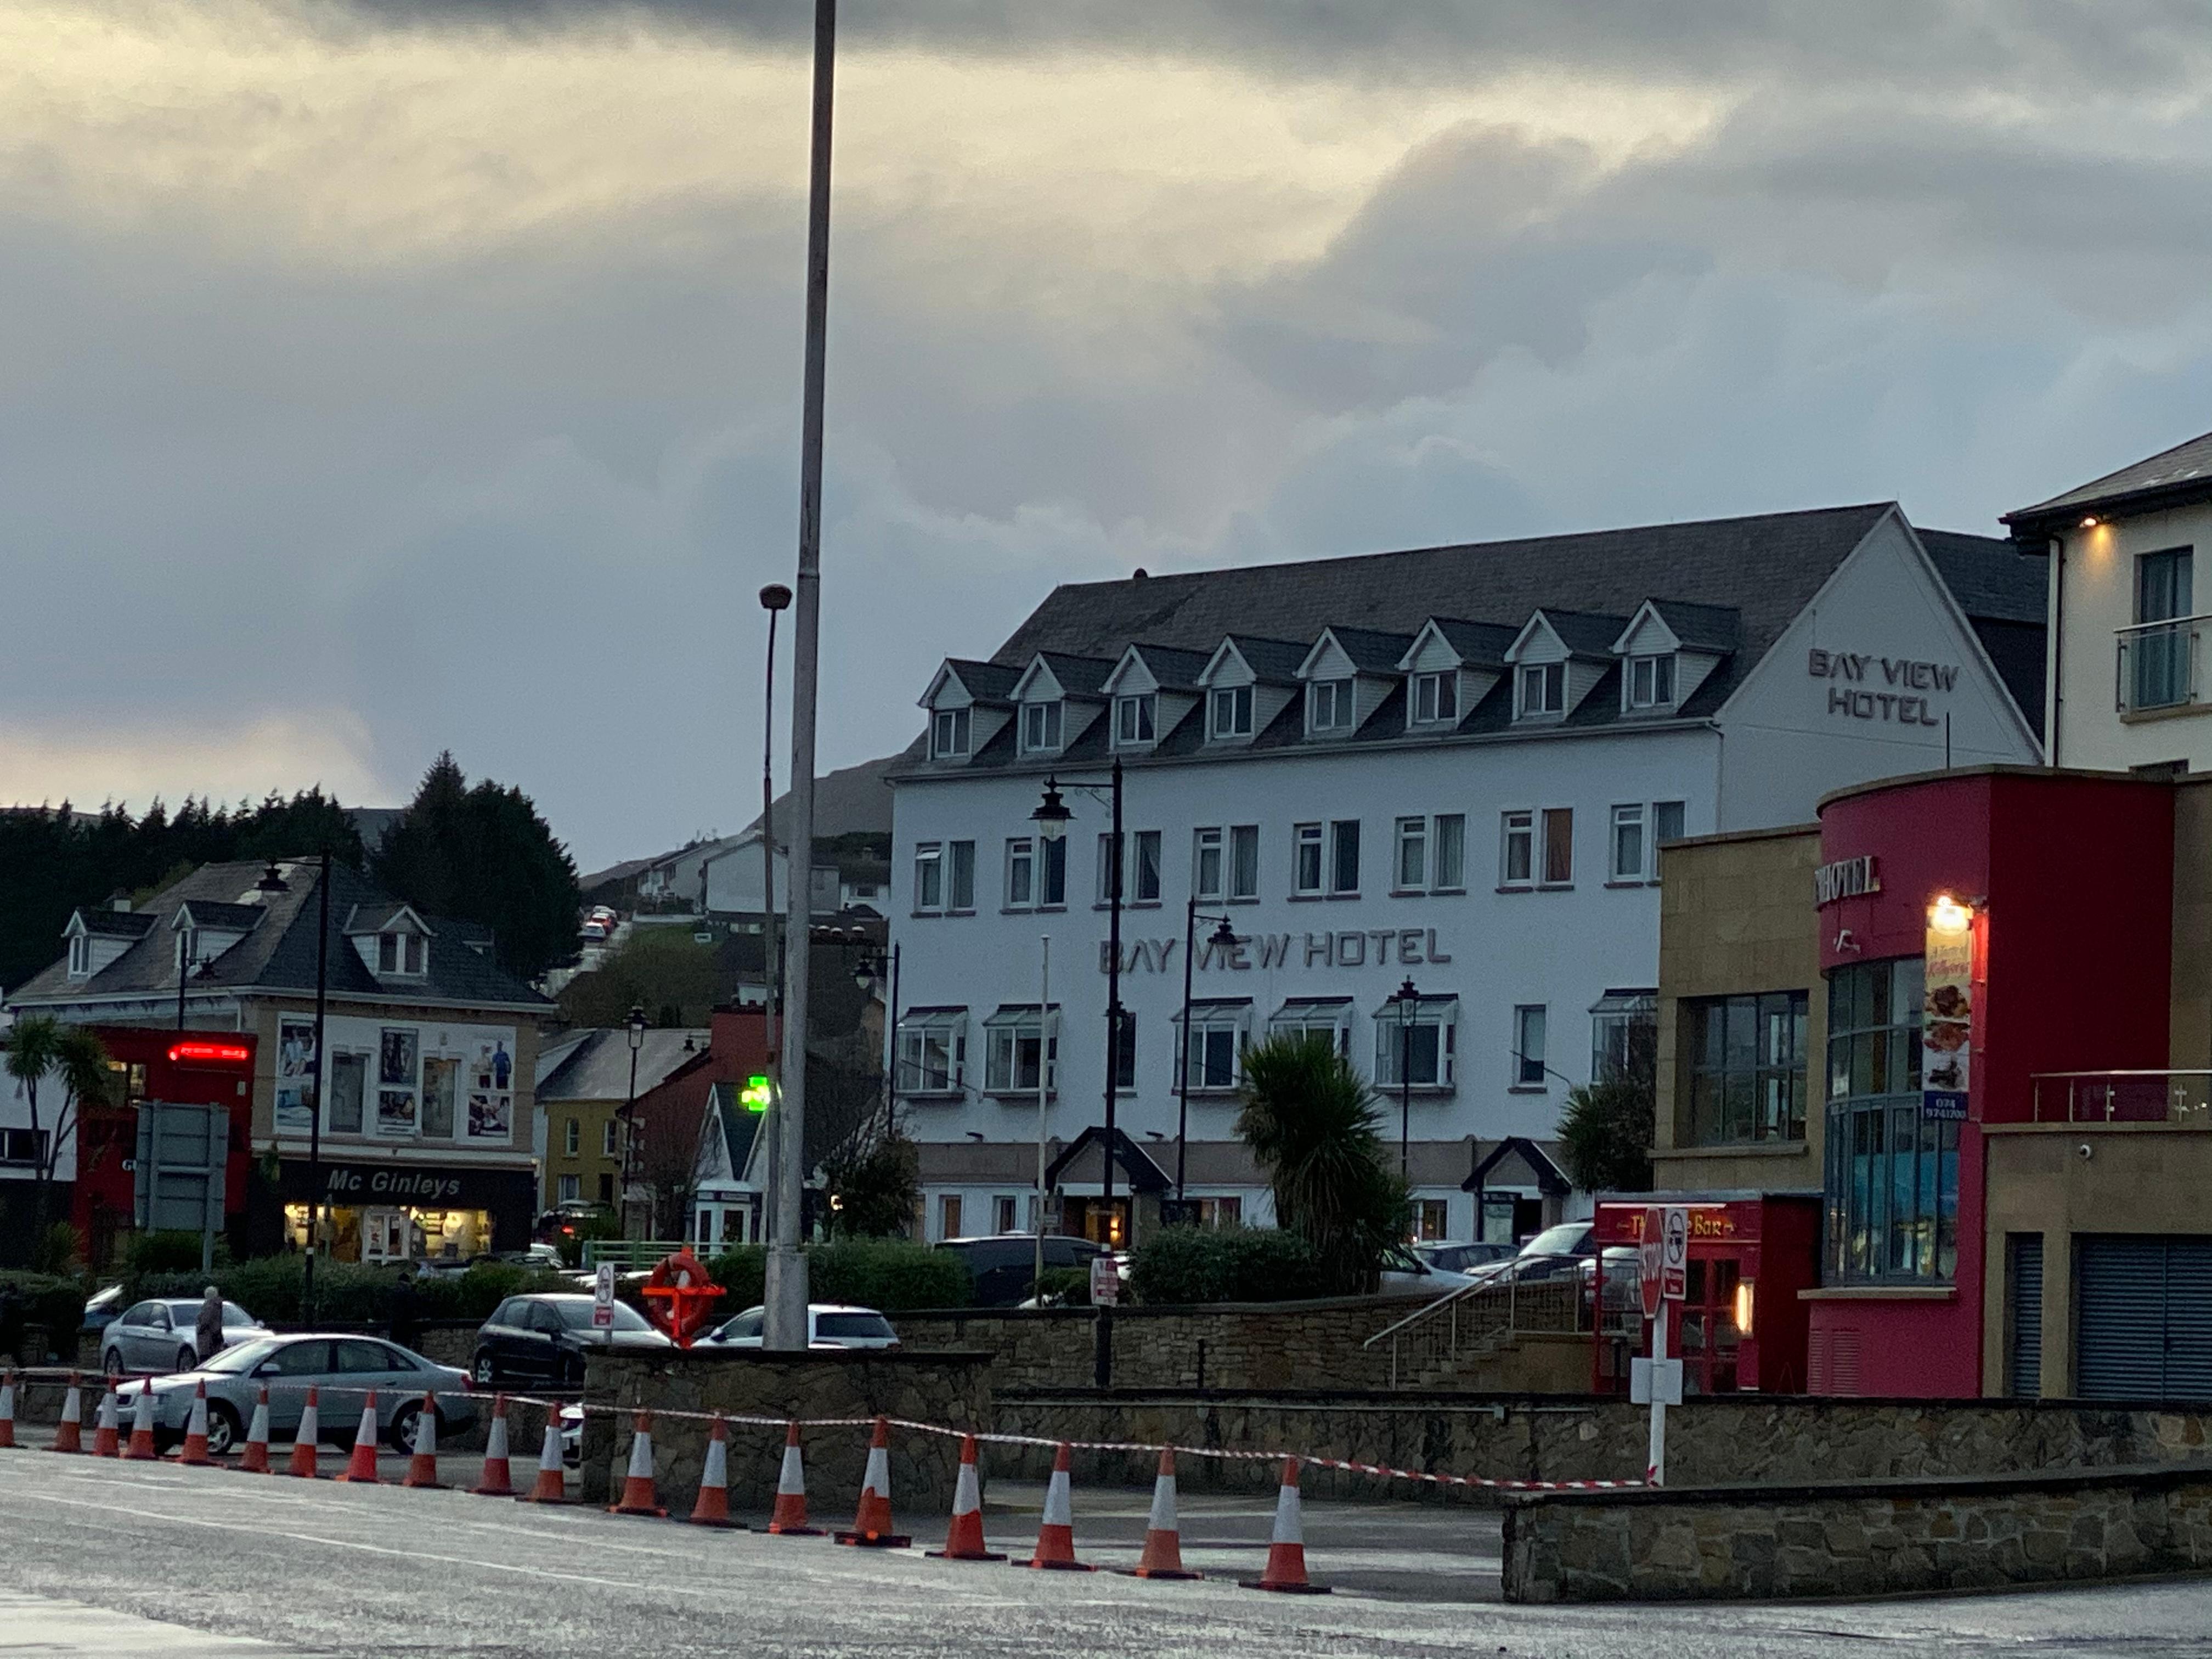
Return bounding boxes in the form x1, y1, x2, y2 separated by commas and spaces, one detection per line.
304, 850, 331, 1323
1175, 898, 1238, 1205
623, 1004, 647, 1240
1390, 976, 1420, 1190
758, 582, 792, 1251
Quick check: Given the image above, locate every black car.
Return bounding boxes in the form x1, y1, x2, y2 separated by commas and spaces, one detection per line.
471, 1294, 671, 1386
934, 1234, 1104, 1308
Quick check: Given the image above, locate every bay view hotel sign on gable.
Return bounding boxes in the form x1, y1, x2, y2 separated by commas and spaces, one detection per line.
889, 503, 2046, 1246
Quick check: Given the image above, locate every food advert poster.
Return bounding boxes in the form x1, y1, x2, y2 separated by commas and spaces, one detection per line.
1922, 918, 1972, 1121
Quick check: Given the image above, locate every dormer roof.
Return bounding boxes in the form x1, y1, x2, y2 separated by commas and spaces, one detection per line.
1012, 652, 1115, 702
1506, 608, 1628, 662
172, 899, 266, 933
1199, 635, 1308, 687
69, 909, 156, 941
921, 658, 1020, 709
343, 902, 433, 936
1299, 624, 1413, 679
1103, 642, 1211, 696
1612, 599, 1741, 656
1397, 617, 1517, 672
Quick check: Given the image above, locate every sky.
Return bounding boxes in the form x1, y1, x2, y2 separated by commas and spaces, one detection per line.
6, 2, 2212, 871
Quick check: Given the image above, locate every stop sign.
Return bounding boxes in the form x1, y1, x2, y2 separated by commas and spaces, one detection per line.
1639, 1205, 1665, 1320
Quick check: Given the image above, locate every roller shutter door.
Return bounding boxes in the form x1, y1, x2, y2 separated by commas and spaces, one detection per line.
2076, 1237, 2212, 1401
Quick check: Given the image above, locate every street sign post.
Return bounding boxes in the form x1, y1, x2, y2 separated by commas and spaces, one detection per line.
1088, 1254, 1120, 1308
592, 1262, 616, 1330
133, 1102, 227, 1273
1662, 1205, 1690, 1301
1638, 1205, 1664, 1321
1634, 1204, 1689, 1487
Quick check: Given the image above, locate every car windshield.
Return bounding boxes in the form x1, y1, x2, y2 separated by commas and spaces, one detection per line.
816, 1312, 895, 1340
551, 1299, 651, 1331
200, 1338, 281, 1375
1519, 1223, 1590, 1258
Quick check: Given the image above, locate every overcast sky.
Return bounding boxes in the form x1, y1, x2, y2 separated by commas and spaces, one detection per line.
7, 2, 2211, 870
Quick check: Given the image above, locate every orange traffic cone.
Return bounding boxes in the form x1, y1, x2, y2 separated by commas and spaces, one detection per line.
284, 1387, 321, 1479
608, 1411, 667, 1517
0, 1369, 16, 1449
334, 1391, 381, 1483
764, 1420, 819, 1536
470, 1396, 515, 1496
520, 1418, 569, 1504
91, 1385, 120, 1458
1019, 1441, 1094, 1571
927, 1434, 1005, 1561
50, 1374, 84, 1454
1119, 1448, 1201, 1579
235, 1386, 272, 1474
177, 1381, 213, 1466
1238, 1458, 1329, 1594
401, 1393, 445, 1489
834, 1417, 910, 1548
687, 1414, 737, 1528
122, 1380, 159, 1460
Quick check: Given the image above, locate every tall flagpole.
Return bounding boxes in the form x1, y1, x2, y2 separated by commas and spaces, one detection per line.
764, 0, 837, 1351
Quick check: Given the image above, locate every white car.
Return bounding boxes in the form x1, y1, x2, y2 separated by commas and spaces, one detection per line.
697, 1304, 900, 1350
1376, 1245, 1479, 1297
102, 1299, 271, 1376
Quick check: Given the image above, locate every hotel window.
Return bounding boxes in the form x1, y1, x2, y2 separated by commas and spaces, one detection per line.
1193, 827, 1224, 902
897, 1009, 967, 1096
1020, 700, 1062, 753
557, 1174, 580, 1204
1210, 685, 1254, 740
913, 843, 944, 913
1111, 1011, 1138, 1092
564, 1118, 579, 1155
1590, 990, 1657, 1084
1005, 837, 1037, 909
376, 932, 397, 973
1393, 814, 1465, 893
1374, 997, 1455, 1090
1270, 998, 1353, 1057
1517, 661, 1565, 718
1039, 837, 1067, 908
1653, 800, 1685, 853
1610, 805, 1646, 882
1395, 817, 1427, 891
931, 707, 971, 759
1825, 957, 1956, 1285
1097, 831, 1163, 905
1293, 823, 1324, 895
1329, 820, 1361, 895
1229, 825, 1261, 900
1115, 693, 1157, 746
1178, 1002, 1248, 1093
1541, 808, 1574, 885
947, 840, 976, 912
984, 1006, 1058, 1095
1307, 678, 1354, 734
1684, 991, 1807, 1146
1500, 811, 1534, 888
67, 935, 89, 978
1512, 1005, 1548, 1088
1410, 670, 1458, 725
1627, 653, 1677, 709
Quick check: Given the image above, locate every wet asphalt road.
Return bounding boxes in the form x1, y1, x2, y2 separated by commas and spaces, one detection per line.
5, 1429, 2212, 1657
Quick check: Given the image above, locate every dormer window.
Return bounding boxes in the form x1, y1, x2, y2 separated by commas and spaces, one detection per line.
1114, 693, 1156, 746
175, 929, 199, 971
1410, 671, 1458, 726
1020, 701, 1062, 753
68, 935, 91, 979
932, 707, 972, 759
1627, 653, 1677, 710
1517, 663, 1564, 719
1308, 679, 1353, 734
1209, 685, 1253, 740
379, 933, 426, 977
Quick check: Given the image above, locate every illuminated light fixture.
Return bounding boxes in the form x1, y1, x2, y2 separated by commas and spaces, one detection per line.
2079, 516, 2100, 529
1734, 1279, 1755, 1338
740, 1075, 774, 1114
168, 1040, 250, 1065
1927, 893, 1973, 934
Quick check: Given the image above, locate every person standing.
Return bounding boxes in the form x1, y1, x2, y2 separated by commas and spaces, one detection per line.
194, 1285, 225, 1364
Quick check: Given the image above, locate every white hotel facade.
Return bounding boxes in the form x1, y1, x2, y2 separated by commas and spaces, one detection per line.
888, 504, 2046, 1246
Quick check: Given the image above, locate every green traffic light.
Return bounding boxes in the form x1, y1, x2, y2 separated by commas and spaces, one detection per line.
742, 1074, 772, 1113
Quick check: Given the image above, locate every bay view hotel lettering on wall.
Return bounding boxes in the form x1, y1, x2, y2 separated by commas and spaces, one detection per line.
889, 503, 2045, 1244
1809, 648, 1960, 727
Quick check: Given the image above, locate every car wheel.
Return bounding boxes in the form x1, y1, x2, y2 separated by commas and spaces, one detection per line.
176, 1346, 199, 1374
203, 1402, 242, 1458
386, 1400, 424, 1452
472, 1352, 496, 1386
102, 1347, 123, 1380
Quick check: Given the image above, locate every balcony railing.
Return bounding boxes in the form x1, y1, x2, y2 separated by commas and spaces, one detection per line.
2031, 1070, 2212, 1126
2114, 616, 2206, 713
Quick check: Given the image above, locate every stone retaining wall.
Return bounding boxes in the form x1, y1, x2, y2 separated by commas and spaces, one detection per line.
579, 1348, 993, 1519
1503, 1467, 2212, 1601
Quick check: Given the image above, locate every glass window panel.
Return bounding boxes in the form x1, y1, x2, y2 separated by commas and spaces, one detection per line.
1434, 815, 1465, 890
1229, 826, 1260, 899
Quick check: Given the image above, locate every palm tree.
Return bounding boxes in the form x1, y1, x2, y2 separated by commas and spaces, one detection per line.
1234, 1032, 1408, 1294
3, 1016, 115, 1246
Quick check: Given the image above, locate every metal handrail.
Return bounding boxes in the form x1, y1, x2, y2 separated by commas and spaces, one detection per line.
2113, 613, 2212, 639
2114, 616, 2200, 712
1362, 1254, 1588, 1387
2029, 1068, 2212, 1078
2030, 1069, 2212, 1126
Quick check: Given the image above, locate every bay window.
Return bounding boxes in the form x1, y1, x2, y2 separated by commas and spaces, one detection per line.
984, 1006, 1057, 1096
1374, 996, 1457, 1090
1270, 997, 1351, 1057
897, 1010, 967, 1096
1177, 1000, 1248, 1094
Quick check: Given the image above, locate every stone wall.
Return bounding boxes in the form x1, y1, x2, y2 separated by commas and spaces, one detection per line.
985, 1391, 2212, 1500
579, 1348, 992, 1520
1503, 1467, 2212, 1601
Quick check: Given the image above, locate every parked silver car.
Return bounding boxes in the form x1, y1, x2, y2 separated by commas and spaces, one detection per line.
697, 1304, 900, 1350
101, 1299, 269, 1376
127, 1334, 476, 1457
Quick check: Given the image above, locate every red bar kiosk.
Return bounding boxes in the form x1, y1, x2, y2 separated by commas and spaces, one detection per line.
1592, 1192, 1820, 1394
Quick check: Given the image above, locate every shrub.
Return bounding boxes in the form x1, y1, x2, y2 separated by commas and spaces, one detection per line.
35, 1222, 81, 1276
127, 1231, 232, 1276
1128, 1226, 1328, 1306
1030, 1266, 1090, 1307
0, 1272, 93, 1355
125, 1258, 569, 1328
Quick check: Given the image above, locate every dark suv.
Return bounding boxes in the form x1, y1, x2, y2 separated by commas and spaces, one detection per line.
471, 1293, 671, 1386
934, 1234, 1104, 1307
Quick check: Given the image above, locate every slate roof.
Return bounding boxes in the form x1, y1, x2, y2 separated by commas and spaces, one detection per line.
941, 659, 1020, 705
1642, 600, 1742, 653
1531, 609, 1629, 659
1033, 652, 1116, 696
177, 899, 270, 932
2004, 428, 2212, 528
75, 910, 156, 940
1121, 642, 1213, 691
8, 860, 552, 1012
1314, 625, 1414, 675
537, 1027, 711, 1103
1424, 618, 1519, 665
1217, 635, 1309, 684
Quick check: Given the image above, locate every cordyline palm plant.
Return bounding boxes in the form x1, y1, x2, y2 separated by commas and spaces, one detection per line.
1234, 1032, 1408, 1295
3, 1016, 116, 1242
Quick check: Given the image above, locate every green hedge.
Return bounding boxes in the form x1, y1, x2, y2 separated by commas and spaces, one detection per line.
701, 1240, 969, 1314
0, 1272, 93, 1355
127, 1259, 574, 1327
1127, 1226, 1328, 1305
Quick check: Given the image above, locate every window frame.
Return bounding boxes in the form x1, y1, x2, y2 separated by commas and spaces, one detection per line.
896, 1011, 968, 1097
563, 1118, 579, 1156
1394, 816, 1429, 893
1432, 812, 1466, 893
1681, 990, 1808, 1148
931, 706, 972, 759
1500, 810, 1535, 889
602, 1119, 619, 1157
1292, 823, 1324, 896
1328, 819, 1361, 896
1410, 669, 1459, 726
1228, 825, 1261, 901
1627, 652, 1677, 710
1824, 957, 1957, 1286
1114, 692, 1158, 747
1609, 803, 1647, 883
1512, 1004, 1549, 1089
1373, 998, 1457, 1091
1176, 1003, 1249, 1094
1019, 699, 1062, 753
1005, 836, 1037, 910
1193, 827, 1224, 903
1517, 661, 1565, 719
1541, 807, 1575, 887
1209, 684, 1254, 740
912, 842, 945, 914
1269, 1002, 1353, 1058
983, 1007, 1059, 1097
1307, 678, 1354, 734
947, 840, 977, 913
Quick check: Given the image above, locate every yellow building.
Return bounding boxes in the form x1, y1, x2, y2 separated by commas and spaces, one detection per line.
534, 1026, 709, 1216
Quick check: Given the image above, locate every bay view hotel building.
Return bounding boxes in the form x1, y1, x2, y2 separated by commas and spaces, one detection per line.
890, 504, 2046, 1246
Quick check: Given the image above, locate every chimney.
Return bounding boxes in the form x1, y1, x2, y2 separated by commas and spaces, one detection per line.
110, 891, 132, 913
